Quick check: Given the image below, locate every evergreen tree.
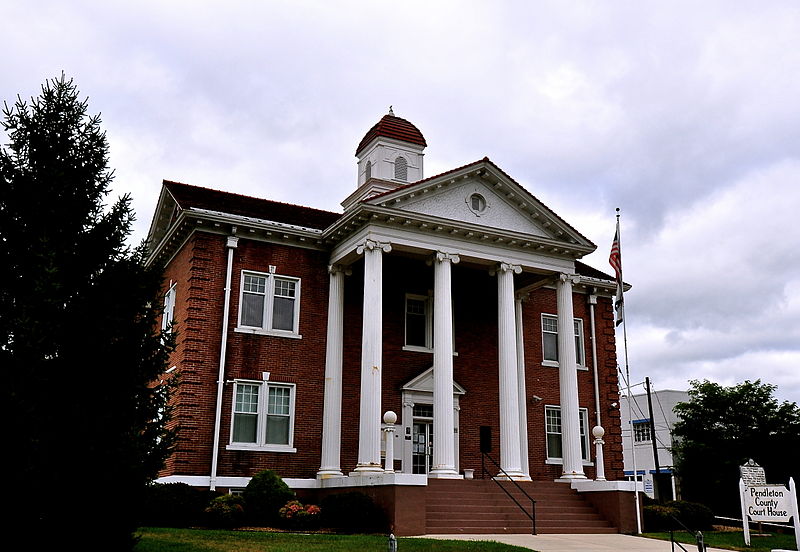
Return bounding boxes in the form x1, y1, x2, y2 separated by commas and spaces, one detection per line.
1, 75, 175, 549
672, 379, 800, 516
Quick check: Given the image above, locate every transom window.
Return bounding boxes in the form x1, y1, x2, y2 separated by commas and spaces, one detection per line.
394, 156, 407, 181
545, 405, 590, 462
633, 420, 652, 442
541, 314, 585, 367
230, 380, 296, 451
238, 271, 300, 336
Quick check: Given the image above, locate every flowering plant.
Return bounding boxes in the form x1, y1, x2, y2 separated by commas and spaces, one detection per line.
278, 500, 321, 529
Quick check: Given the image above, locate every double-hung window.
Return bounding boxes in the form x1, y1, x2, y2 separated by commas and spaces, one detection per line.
404, 294, 431, 350
633, 420, 652, 442
541, 314, 585, 368
237, 270, 301, 337
162, 283, 176, 331
229, 380, 296, 452
545, 405, 590, 462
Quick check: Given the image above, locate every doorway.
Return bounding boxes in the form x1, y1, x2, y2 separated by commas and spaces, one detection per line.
412, 404, 433, 474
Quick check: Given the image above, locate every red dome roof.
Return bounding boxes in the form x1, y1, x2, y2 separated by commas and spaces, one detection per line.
356, 113, 427, 155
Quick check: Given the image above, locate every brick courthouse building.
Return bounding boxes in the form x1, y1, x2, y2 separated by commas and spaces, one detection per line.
145, 111, 639, 533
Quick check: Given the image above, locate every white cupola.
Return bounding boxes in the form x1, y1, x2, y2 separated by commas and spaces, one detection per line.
342, 108, 427, 210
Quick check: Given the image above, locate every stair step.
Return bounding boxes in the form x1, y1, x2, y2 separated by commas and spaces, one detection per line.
424, 479, 618, 535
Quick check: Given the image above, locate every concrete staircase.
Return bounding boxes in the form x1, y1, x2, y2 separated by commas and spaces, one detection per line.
425, 478, 618, 534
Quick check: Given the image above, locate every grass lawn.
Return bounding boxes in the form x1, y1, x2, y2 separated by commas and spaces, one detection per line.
135, 527, 533, 552
643, 530, 797, 552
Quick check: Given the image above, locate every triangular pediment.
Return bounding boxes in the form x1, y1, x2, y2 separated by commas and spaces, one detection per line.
402, 367, 466, 395
364, 159, 594, 249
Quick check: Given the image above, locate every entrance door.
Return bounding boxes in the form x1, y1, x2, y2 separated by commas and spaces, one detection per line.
412, 404, 433, 474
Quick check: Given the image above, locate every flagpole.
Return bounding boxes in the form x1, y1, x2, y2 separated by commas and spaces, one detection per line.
613, 207, 642, 534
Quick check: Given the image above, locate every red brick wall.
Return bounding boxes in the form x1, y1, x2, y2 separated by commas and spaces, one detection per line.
158, 232, 623, 483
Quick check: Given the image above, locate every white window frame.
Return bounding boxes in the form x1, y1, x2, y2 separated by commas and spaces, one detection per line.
403, 293, 432, 352
162, 282, 176, 332
544, 405, 591, 464
633, 419, 652, 443
235, 270, 302, 339
541, 314, 586, 369
227, 379, 297, 452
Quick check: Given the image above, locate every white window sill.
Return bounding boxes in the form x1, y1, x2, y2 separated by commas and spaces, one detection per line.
234, 327, 302, 339
226, 444, 297, 453
545, 458, 594, 466
402, 345, 458, 356
541, 361, 588, 371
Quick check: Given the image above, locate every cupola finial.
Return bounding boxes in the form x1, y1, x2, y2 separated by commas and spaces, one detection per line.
388, 105, 394, 116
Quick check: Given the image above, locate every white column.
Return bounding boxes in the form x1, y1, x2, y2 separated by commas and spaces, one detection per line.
354, 239, 391, 473
495, 263, 528, 480
430, 251, 460, 478
515, 294, 530, 478
556, 273, 586, 479
318, 264, 349, 478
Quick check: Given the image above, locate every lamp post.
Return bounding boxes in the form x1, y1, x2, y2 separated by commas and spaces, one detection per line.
383, 411, 397, 473
593, 425, 606, 481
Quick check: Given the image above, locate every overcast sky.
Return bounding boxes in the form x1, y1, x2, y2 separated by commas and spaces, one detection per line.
3, 0, 799, 404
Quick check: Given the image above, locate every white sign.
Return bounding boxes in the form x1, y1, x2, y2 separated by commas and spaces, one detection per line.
743, 484, 791, 522
739, 478, 800, 551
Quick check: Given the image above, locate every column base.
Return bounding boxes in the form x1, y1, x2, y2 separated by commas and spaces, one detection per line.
316, 469, 344, 479
495, 471, 531, 481
351, 463, 384, 474
554, 473, 588, 482
428, 469, 462, 479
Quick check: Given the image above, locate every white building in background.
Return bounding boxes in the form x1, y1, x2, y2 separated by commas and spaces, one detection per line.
619, 388, 689, 499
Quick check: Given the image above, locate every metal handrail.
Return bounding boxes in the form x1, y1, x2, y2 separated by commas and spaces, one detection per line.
667, 515, 706, 552
481, 452, 537, 534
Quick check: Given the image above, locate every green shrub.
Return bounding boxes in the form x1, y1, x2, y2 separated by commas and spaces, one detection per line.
320, 492, 387, 533
204, 494, 246, 529
242, 470, 295, 526
139, 482, 215, 528
666, 500, 715, 531
643, 500, 715, 532
644, 504, 680, 532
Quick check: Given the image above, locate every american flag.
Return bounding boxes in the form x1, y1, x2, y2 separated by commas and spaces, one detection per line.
609, 220, 624, 326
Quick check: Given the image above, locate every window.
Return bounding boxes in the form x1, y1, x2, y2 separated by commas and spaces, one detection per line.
365, 160, 372, 181
237, 271, 301, 337
405, 294, 431, 350
541, 314, 585, 367
467, 193, 487, 215
162, 283, 176, 331
394, 156, 407, 181
633, 420, 652, 442
229, 380, 296, 451
545, 405, 590, 462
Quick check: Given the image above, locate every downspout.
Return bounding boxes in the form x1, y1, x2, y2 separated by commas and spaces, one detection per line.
210, 231, 238, 491
588, 291, 602, 428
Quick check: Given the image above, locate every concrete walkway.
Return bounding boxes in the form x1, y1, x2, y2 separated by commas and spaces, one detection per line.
420, 533, 731, 552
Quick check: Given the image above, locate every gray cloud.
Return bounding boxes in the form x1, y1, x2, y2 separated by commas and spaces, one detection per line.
3, 0, 799, 403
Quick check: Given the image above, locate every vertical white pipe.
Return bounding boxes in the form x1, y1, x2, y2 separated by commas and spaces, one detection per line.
210, 234, 238, 490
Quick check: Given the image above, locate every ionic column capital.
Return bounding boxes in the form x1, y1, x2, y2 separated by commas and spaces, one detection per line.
490, 262, 522, 276
356, 239, 392, 255
435, 251, 460, 264
328, 264, 352, 276
559, 273, 581, 285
